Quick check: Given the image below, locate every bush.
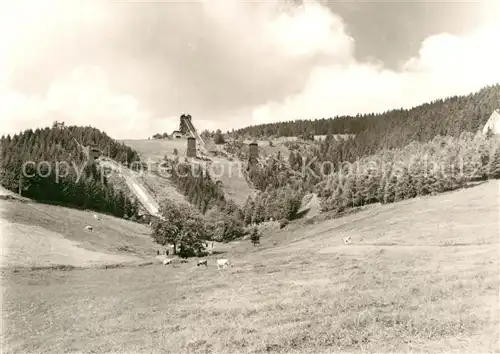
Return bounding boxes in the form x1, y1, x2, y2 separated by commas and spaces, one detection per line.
279, 219, 289, 229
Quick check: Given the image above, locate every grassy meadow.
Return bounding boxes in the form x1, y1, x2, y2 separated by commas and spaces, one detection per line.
1, 181, 498, 353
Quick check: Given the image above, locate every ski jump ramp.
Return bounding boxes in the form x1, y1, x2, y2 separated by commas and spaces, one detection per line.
99, 158, 160, 217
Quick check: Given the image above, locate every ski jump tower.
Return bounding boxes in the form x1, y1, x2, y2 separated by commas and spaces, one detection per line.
179, 114, 210, 155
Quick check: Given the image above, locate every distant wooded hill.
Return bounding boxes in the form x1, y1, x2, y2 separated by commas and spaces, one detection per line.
0, 125, 142, 219
235, 84, 500, 158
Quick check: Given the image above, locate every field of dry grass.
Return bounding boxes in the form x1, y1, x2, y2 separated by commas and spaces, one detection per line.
2, 181, 498, 353
0, 198, 157, 269
122, 139, 188, 162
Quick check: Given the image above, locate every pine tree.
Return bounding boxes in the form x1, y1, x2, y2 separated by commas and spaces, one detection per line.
340, 173, 355, 209
243, 198, 255, 225
252, 200, 265, 224
250, 226, 261, 246
383, 174, 398, 204
394, 167, 411, 202
351, 172, 363, 207
377, 173, 387, 203
488, 148, 500, 179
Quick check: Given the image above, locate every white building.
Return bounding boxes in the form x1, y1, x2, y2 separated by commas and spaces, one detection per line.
172, 130, 183, 139
482, 109, 500, 135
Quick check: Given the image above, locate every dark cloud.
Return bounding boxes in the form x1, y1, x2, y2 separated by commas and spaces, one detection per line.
0, 0, 497, 138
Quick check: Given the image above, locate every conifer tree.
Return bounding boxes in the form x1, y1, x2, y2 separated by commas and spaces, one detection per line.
383, 173, 398, 204
250, 226, 261, 246
252, 200, 265, 224
488, 148, 500, 179
377, 173, 387, 203
394, 167, 411, 202
340, 173, 355, 209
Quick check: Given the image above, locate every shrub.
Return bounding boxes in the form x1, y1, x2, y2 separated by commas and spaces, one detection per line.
279, 219, 289, 229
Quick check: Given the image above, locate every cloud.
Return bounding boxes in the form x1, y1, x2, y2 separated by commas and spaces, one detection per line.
250, 16, 500, 125
0, 65, 180, 139
0, 0, 499, 138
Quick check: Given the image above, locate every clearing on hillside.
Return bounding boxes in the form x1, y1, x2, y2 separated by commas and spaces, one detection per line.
2, 181, 498, 353
0, 199, 156, 269
123, 138, 258, 206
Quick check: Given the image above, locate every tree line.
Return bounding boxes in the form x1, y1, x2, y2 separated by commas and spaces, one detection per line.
156, 156, 304, 245
234, 84, 500, 160
318, 132, 500, 214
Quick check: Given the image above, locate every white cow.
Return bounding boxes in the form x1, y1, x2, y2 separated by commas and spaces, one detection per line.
93, 214, 100, 221
84, 225, 93, 232
163, 259, 172, 265
342, 236, 352, 245
217, 259, 231, 270
197, 259, 208, 267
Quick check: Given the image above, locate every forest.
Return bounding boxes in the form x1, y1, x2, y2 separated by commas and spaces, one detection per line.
162, 156, 304, 242
0, 125, 141, 219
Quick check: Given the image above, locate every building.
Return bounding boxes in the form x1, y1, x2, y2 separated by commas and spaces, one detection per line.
482, 109, 500, 135
172, 130, 183, 139
82, 145, 102, 160
89, 147, 101, 160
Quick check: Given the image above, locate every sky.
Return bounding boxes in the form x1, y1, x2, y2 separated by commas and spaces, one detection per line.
0, 0, 499, 139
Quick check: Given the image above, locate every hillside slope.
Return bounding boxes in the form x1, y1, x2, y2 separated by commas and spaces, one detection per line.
236, 84, 500, 140
123, 139, 258, 206
1, 125, 144, 220
2, 181, 498, 353
0, 198, 157, 268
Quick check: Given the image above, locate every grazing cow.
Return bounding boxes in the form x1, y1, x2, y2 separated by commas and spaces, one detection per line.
93, 214, 100, 221
163, 259, 172, 265
217, 259, 231, 270
84, 225, 93, 232
197, 259, 208, 267
180, 259, 189, 264
342, 236, 352, 245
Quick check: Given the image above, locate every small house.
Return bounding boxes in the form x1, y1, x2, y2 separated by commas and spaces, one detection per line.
89, 147, 101, 160
172, 130, 183, 139
82, 145, 101, 160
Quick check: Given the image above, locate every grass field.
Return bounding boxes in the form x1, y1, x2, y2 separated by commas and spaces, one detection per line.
2, 181, 498, 353
121, 139, 188, 162
0, 198, 156, 269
